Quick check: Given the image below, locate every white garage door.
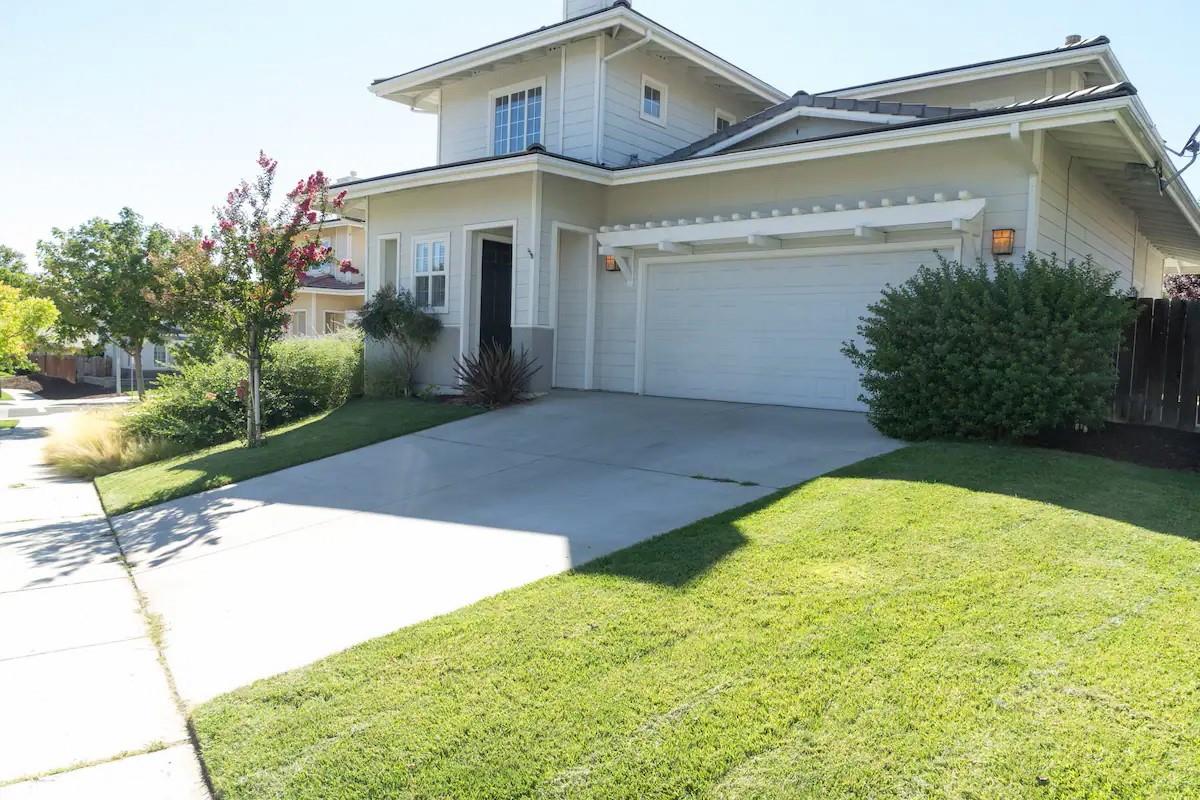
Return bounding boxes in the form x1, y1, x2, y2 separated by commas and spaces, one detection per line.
643, 248, 926, 410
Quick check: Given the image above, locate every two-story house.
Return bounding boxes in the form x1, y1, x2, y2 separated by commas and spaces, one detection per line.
334, 0, 1200, 410
284, 214, 367, 336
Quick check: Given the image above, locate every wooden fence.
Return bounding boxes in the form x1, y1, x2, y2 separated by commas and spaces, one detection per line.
28, 354, 111, 383
1113, 298, 1200, 430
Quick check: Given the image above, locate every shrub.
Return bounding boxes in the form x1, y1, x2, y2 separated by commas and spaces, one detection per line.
355, 287, 441, 396
125, 332, 362, 449
44, 408, 181, 479
453, 343, 541, 407
842, 254, 1136, 441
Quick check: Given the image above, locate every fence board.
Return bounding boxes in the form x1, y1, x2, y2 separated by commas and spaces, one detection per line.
1179, 306, 1200, 431
1160, 300, 1188, 427
1127, 298, 1156, 422
1114, 297, 1137, 420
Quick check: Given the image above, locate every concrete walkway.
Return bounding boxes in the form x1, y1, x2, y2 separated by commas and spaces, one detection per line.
0, 415, 208, 798
113, 391, 900, 706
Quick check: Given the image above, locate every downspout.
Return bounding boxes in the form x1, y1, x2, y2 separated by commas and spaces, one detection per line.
530, 170, 543, 327
596, 30, 653, 165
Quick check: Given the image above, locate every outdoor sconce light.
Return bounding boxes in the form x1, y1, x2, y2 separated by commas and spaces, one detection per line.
991, 228, 1015, 256
604, 255, 621, 272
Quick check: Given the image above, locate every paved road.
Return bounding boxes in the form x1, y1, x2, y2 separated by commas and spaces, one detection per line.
0, 414, 208, 798
114, 391, 900, 705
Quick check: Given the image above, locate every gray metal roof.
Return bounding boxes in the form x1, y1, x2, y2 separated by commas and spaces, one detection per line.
657, 92, 977, 164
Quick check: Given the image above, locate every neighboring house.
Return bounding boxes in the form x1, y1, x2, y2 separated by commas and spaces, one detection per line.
99, 336, 181, 391
284, 216, 367, 336
333, 0, 1200, 410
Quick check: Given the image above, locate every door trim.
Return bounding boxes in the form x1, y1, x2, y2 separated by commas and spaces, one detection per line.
633, 237, 964, 395
459, 219, 518, 362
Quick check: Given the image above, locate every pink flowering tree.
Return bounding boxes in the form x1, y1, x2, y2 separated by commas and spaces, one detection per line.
1164, 273, 1200, 301
168, 152, 347, 446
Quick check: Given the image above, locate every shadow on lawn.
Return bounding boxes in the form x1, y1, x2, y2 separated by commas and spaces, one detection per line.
835, 441, 1200, 543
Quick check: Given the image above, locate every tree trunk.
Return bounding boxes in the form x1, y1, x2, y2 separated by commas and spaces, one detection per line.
131, 341, 146, 401
246, 326, 263, 447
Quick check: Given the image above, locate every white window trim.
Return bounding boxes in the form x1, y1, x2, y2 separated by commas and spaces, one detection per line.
412, 232, 451, 314
290, 309, 308, 337
376, 233, 401, 290
323, 310, 347, 334
487, 77, 547, 157
715, 108, 737, 132
640, 74, 668, 127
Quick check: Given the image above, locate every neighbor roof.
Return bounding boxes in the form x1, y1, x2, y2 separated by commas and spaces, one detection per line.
820, 35, 1113, 96
658, 92, 978, 163
299, 274, 364, 291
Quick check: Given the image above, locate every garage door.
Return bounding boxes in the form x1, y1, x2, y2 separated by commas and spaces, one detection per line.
643, 249, 926, 410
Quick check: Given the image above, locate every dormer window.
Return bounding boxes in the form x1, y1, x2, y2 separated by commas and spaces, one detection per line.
641, 75, 667, 126
491, 80, 544, 155
715, 109, 736, 132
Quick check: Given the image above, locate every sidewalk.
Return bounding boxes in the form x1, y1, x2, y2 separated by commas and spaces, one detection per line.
0, 414, 208, 798
1, 387, 133, 420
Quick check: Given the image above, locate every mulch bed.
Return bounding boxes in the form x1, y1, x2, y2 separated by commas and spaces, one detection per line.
0, 374, 120, 401
1029, 422, 1200, 472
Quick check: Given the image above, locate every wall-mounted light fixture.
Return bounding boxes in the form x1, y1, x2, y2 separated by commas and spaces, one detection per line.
991, 228, 1016, 256
603, 255, 621, 272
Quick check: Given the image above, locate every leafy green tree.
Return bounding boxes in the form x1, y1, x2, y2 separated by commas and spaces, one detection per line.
38, 209, 175, 399
165, 153, 344, 446
0, 245, 38, 294
0, 282, 59, 377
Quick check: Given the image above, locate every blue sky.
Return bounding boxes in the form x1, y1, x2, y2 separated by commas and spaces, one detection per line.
2, 0, 1195, 265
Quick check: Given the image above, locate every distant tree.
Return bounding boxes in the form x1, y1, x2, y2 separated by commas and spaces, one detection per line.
0, 245, 37, 294
1164, 273, 1200, 301
166, 152, 343, 447
0, 283, 59, 377
38, 208, 175, 400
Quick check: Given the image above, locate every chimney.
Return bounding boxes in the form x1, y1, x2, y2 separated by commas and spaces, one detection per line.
564, 0, 628, 21
1063, 34, 1083, 46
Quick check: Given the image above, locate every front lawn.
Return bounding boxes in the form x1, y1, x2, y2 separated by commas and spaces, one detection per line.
96, 398, 480, 516
193, 443, 1200, 799
0, 419, 16, 429
0, 390, 12, 401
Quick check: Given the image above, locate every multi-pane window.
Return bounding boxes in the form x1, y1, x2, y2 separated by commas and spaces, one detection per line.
288, 310, 307, 337
493, 84, 543, 155
324, 311, 346, 334
641, 76, 666, 125
413, 237, 448, 312
715, 110, 736, 132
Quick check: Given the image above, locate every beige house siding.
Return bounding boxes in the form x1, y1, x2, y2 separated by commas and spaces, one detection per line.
283, 290, 364, 337
1037, 135, 1166, 293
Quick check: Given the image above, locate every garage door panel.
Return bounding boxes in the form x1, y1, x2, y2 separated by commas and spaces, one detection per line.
643, 251, 924, 410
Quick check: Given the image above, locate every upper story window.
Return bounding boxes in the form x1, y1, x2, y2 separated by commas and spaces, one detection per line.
715, 109, 736, 132
491, 80, 544, 155
413, 234, 449, 313
641, 75, 667, 126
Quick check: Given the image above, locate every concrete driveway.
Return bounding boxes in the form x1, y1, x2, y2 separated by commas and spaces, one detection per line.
112, 391, 898, 705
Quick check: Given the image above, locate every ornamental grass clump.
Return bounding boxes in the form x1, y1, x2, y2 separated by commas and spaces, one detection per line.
44, 408, 181, 479
843, 253, 1137, 441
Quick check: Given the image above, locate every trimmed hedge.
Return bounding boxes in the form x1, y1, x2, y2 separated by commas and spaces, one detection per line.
125, 332, 363, 449
843, 254, 1136, 441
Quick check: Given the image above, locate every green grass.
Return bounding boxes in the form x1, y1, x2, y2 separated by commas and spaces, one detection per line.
95, 399, 480, 516
0, 419, 16, 429
0, 390, 13, 401
193, 443, 1200, 799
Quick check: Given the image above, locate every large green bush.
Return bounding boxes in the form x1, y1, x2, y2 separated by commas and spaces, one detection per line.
843, 254, 1136, 441
125, 332, 362, 449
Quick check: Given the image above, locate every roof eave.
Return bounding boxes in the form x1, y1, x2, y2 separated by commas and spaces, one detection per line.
824, 43, 1126, 101
369, 6, 787, 109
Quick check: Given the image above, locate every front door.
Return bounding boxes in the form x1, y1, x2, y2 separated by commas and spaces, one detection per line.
479, 239, 513, 351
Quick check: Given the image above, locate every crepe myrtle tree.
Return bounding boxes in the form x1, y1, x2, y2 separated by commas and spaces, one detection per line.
168, 152, 347, 447
1164, 273, 1200, 300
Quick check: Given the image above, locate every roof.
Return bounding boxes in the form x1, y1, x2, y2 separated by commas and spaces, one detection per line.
821, 35, 1112, 96
658, 92, 977, 163
333, 84, 1141, 190
369, 1, 787, 109
298, 274, 364, 291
